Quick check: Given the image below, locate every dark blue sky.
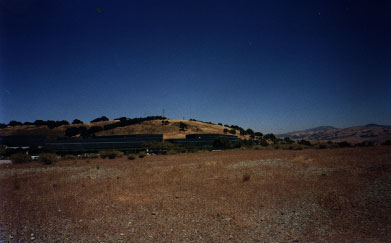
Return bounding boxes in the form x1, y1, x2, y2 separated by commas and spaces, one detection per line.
1, 0, 390, 133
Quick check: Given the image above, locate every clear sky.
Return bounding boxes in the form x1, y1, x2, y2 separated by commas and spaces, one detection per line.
1, 0, 390, 133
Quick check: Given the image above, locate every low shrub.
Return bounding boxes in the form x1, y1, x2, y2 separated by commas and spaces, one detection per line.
317, 144, 327, 149
288, 145, 303, 150
100, 151, 123, 159
337, 141, 352, 148
298, 139, 312, 146
63, 154, 77, 160
242, 173, 251, 182
138, 151, 146, 158
40, 153, 58, 165
86, 153, 99, 158
173, 146, 187, 154
10, 153, 31, 164
128, 154, 136, 160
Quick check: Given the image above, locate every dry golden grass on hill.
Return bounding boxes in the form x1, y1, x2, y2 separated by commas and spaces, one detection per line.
1, 147, 390, 242
0, 120, 247, 140
96, 120, 247, 139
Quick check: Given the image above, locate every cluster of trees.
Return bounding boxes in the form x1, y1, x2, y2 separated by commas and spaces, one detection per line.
179, 122, 188, 131
91, 116, 109, 123
222, 124, 263, 136
5, 120, 70, 129
102, 116, 166, 131
65, 116, 166, 137
2, 119, 85, 129
65, 126, 101, 137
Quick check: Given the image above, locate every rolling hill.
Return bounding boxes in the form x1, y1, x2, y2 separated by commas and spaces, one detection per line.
0, 119, 248, 140
278, 124, 391, 143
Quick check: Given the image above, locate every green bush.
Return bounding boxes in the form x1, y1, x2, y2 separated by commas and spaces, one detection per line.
10, 153, 31, 164
128, 154, 136, 160
40, 153, 58, 165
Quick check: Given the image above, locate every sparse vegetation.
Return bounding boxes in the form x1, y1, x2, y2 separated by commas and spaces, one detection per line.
0, 147, 390, 241
127, 154, 136, 160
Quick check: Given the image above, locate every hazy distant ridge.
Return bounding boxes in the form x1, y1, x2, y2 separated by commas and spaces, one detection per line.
278, 124, 391, 143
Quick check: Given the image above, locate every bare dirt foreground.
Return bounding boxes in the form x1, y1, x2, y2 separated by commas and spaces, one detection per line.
1, 147, 390, 242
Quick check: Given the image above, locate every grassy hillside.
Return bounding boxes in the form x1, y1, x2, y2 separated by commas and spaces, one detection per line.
0, 119, 248, 140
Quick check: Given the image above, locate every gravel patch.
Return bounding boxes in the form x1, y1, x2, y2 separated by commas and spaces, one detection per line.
69, 168, 123, 181
226, 159, 291, 169
0, 160, 12, 165
0, 166, 84, 179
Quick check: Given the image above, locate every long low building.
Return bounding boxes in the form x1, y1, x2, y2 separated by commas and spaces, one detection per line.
167, 134, 240, 146
1, 133, 240, 151
0, 135, 46, 147
45, 134, 163, 150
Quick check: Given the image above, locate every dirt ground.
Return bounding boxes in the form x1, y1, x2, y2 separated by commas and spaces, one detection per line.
1, 147, 390, 242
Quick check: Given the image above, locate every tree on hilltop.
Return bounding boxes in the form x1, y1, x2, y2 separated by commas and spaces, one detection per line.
91, 116, 109, 123
72, 119, 84, 124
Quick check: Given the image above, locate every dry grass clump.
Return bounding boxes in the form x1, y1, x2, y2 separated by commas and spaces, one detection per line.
62, 154, 77, 160
203, 161, 218, 167
39, 153, 58, 165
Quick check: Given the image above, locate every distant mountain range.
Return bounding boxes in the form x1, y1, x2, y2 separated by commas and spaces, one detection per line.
278, 124, 391, 143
